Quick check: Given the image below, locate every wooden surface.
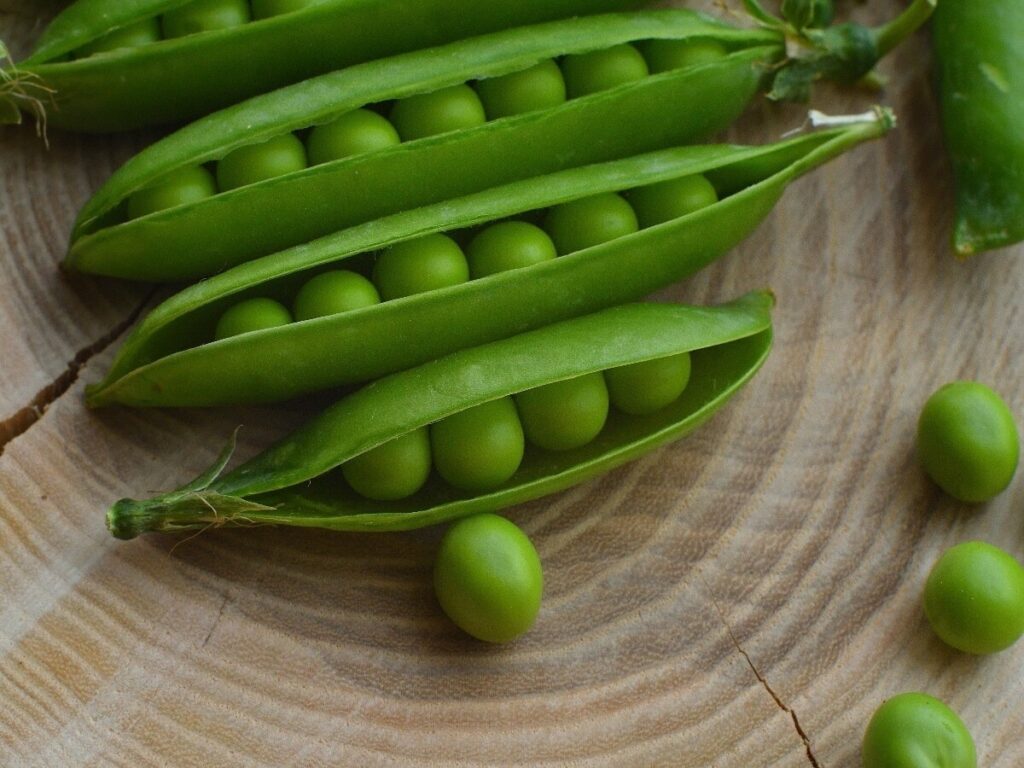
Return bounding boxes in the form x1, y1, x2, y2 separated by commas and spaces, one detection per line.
2, 3, 1023, 766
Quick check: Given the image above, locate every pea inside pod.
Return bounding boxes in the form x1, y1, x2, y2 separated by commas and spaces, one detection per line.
106, 291, 774, 539
86, 112, 890, 409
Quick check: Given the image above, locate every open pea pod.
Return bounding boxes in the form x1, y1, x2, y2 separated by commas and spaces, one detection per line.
63, 11, 784, 281
2, 0, 644, 133
106, 291, 774, 539
86, 111, 893, 409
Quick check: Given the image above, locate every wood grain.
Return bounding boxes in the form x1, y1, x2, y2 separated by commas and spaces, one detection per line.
1, 2, 1023, 766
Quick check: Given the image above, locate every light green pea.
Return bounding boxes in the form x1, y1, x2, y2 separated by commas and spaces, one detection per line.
342, 428, 432, 501
214, 298, 292, 340
466, 221, 557, 278
372, 234, 470, 300
431, 397, 524, 492
561, 44, 649, 98
162, 0, 251, 38
515, 373, 608, 452
606, 352, 691, 415
628, 175, 719, 228
293, 270, 380, 321
76, 19, 161, 58
641, 39, 729, 74
476, 59, 567, 119
862, 693, 976, 768
306, 109, 401, 166
543, 192, 639, 255
127, 165, 217, 220
389, 84, 487, 142
216, 133, 308, 192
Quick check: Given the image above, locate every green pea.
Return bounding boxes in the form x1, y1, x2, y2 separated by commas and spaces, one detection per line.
126, 165, 217, 220
372, 234, 469, 301
306, 109, 401, 166
606, 352, 691, 416
641, 39, 729, 74
342, 428, 431, 501
216, 133, 308, 192
466, 221, 557, 278
251, 0, 316, 19
862, 693, 976, 768
917, 381, 1019, 502
434, 514, 543, 643
476, 59, 567, 119
924, 541, 1024, 654
292, 270, 380, 321
162, 0, 251, 39
76, 19, 161, 58
214, 298, 292, 340
561, 44, 649, 99
389, 84, 487, 142
431, 397, 524, 492
515, 373, 608, 452
543, 192, 639, 255
628, 175, 719, 228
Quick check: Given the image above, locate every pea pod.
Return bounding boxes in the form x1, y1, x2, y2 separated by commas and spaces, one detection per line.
85, 112, 892, 409
0, 0, 644, 133
106, 291, 773, 539
934, 0, 1024, 256
63, 11, 784, 281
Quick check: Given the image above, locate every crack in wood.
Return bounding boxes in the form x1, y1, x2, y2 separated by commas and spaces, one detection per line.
0, 290, 154, 457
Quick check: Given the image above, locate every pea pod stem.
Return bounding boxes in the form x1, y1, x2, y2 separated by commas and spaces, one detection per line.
874, 0, 937, 58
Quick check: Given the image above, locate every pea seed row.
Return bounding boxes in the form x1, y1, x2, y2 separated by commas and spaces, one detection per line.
212, 174, 719, 340
343, 352, 692, 501
124, 38, 728, 220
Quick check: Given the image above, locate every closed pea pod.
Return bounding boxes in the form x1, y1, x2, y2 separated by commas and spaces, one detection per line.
105, 292, 774, 539
162, 0, 251, 39
86, 115, 890, 409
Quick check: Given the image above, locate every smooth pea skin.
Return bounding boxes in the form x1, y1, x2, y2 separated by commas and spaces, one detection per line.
561, 44, 649, 98
606, 352, 691, 415
342, 428, 431, 501
162, 0, 251, 39
431, 397, 524, 492
389, 85, 487, 142
466, 221, 557, 278
543, 192, 639, 255
862, 693, 976, 768
127, 165, 217, 220
373, 234, 470, 300
924, 541, 1024, 654
216, 133, 308, 191
515, 373, 608, 452
76, 18, 161, 58
628, 175, 719, 228
476, 59, 567, 119
251, 0, 317, 19
917, 381, 1019, 502
214, 298, 292, 340
293, 270, 380, 321
641, 39, 729, 74
434, 514, 543, 643
307, 109, 401, 165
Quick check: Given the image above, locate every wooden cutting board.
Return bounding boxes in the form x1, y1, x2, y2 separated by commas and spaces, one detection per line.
2, 2, 1022, 765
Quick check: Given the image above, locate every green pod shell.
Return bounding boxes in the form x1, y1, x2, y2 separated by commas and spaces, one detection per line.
8, 0, 644, 132
85, 116, 891, 409
63, 11, 783, 281
934, 0, 1024, 256
106, 292, 774, 539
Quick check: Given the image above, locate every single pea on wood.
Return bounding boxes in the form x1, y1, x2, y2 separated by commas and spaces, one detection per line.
862, 693, 976, 768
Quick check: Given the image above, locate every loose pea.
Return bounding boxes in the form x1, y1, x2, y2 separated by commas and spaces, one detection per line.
76, 18, 161, 58
431, 397, 524, 492
434, 514, 543, 643
466, 221, 557, 278
641, 39, 729, 74
561, 44, 649, 98
543, 192, 639, 255
126, 165, 217, 220
924, 541, 1024, 654
162, 0, 251, 38
628, 175, 719, 228
476, 59, 567, 119
216, 133, 308, 192
292, 270, 380, 321
862, 693, 976, 768
515, 373, 608, 452
214, 298, 292, 340
917, 381, 1019, 503
389, 85, 487, 142
251, 0, 316, 19
606, 352, 691, 416
342, 428, 431, 501
306, 109, 401, 166
372, 234, 469, 300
